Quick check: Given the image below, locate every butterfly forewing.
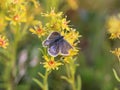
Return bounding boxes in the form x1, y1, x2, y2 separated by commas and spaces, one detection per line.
42, 40, 52, 46
59, 39, 72, 55
47, 32, 61, 40
43, 32, 61, 47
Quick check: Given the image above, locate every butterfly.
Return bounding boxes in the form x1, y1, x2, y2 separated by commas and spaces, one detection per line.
42, 32, 72, 57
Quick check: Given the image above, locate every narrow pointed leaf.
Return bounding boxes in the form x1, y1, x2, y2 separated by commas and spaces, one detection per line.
33, 78, 43, 88
38, 72, 45, 79
113, 69, 120, 82
61, 76, 71, 83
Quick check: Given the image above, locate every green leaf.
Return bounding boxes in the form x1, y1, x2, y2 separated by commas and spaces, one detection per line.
38, 48, 44, 55
38, 72, 45, 79
33, 78, 43, 88
61, 76, 71, 83
113, 69, 120, 82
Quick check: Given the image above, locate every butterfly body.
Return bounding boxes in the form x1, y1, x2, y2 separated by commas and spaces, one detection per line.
49, 36, 63, 46
43, 32, 72, 57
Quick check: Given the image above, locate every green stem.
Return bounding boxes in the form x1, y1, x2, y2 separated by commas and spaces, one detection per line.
65, 62, 76, 90
4, 42, 17, 90
5, 24, 20, 90
71, 69, 76, 90
43, 70, 49, 90
65, 64, 71, 78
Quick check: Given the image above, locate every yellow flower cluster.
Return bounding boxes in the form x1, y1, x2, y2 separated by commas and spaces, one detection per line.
43, 56, 63, 71
5, 2, 27, 25
42, 9, 63, 18
43, 9, 71, 32
29, 22, 47, 38
107, 15, 120, 39
0, 35, 9, 49
5, 0, 41, 26
30, 9, 81, 71
61, 30, 81, 46
107, 14, 120, 61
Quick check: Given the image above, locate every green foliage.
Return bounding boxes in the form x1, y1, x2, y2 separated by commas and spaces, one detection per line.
0, 0, 120, 90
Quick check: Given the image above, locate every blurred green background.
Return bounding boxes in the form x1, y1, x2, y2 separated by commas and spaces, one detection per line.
1, 0, 120, 90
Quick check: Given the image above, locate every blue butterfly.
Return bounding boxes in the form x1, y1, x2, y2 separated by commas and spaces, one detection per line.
42, 32, 72, 57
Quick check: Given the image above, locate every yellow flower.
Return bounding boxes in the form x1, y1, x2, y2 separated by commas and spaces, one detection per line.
61, 29, 81, 46
42, 9, 62, 18
29, 23, 46, 38
5, 4, 26, 25
61, 48, 79, 63
110, 48, 120, 61
107, 15, 120, 39
12, 0, 24, 4
0, 35, 9, 49
6, 13, 26, 25
0, 0, 12, 9
61, 18, 70, 31
12, 0, 19, 4
69, 48, 79, 56
45, 19, 61, 32
43, 56, 63, 71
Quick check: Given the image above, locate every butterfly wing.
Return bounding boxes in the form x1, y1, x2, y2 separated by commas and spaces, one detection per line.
47, 32, 61, 40
59, 39, 72, 55
42, 40, 52, 47
48, 41, 59, 57
42, 32, 61, 47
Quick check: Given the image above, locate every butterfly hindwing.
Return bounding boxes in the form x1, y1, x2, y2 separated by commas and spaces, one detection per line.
48, 41, 59, 57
